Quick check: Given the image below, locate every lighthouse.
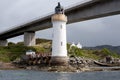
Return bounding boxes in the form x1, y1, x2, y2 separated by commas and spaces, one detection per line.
51, 2, 68, 66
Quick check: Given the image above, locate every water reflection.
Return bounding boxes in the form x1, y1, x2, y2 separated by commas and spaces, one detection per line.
0, 70, 120, 80
56, 73, 69, 80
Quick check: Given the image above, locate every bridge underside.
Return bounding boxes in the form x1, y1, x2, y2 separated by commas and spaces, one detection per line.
0, 0, 120, 40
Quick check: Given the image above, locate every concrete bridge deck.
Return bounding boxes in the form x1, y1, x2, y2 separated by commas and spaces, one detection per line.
0, 0, 120, 41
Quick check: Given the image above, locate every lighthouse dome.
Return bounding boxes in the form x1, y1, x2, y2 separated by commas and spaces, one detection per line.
55, 2, 64, 14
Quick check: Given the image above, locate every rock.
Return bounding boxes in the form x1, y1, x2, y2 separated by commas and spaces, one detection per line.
26, 66, 32, 70
0, 62, 16, 69
81, 68, 90, 72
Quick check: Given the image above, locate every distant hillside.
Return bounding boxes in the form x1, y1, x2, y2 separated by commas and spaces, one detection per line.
1, 41, 119, 62
8, 38, 52, 46
83, 45, 120, 55
36, 38, 51, 44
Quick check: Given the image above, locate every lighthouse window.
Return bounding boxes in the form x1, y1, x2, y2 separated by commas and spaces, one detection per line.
61, 42, 63, 46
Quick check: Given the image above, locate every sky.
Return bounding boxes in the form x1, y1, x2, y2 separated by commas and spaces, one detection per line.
0, 0, 120, 47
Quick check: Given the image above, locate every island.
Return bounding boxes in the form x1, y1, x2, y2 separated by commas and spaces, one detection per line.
0, 38, 120, 72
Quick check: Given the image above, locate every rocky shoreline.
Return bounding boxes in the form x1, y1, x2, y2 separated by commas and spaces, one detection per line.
0, 55, 120, 72
0, 62, 120, 72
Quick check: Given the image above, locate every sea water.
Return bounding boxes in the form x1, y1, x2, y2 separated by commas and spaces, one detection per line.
0, 70, 120, 80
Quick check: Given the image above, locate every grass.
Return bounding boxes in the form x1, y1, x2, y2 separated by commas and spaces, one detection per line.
68, 46, 120, 60
0, 44, 51, 62
0, 41, 120, 62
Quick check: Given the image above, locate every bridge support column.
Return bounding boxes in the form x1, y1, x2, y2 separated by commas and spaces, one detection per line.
0, 40, 8, 46
24, 31, 36, 46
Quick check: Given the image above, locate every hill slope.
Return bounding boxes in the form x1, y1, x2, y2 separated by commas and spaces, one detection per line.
84, 45, 120, 55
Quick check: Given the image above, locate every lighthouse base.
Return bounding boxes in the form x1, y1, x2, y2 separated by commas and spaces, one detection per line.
50, 56, 69, 66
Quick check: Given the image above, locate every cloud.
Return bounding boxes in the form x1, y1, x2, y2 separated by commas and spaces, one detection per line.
66, 15, 120, 46
1, 0, 120, 46
0, 0, 83, 32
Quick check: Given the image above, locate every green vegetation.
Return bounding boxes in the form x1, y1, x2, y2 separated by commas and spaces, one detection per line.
0, 38, 51, 62
0, 45, 51, 62
0, 46, 34, 62
101, 48, 119, 58
68, 46, 120, 60
0, 38, 120, 62
36, 38, 51, 44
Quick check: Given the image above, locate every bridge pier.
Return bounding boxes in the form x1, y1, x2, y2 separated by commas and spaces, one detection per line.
0, 40, 8, 46
24, 31, 36, 46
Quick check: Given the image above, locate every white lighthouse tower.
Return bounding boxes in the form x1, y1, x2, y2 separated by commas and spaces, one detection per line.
51, 2, 68, 65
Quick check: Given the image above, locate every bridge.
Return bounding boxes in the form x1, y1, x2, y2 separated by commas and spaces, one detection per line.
0, 0, 120, 46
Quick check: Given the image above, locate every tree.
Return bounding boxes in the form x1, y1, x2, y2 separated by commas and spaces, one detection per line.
8, 42, 16, 46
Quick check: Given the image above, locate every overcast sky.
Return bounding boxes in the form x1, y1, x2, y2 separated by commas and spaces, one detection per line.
0, 0, 120, 47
